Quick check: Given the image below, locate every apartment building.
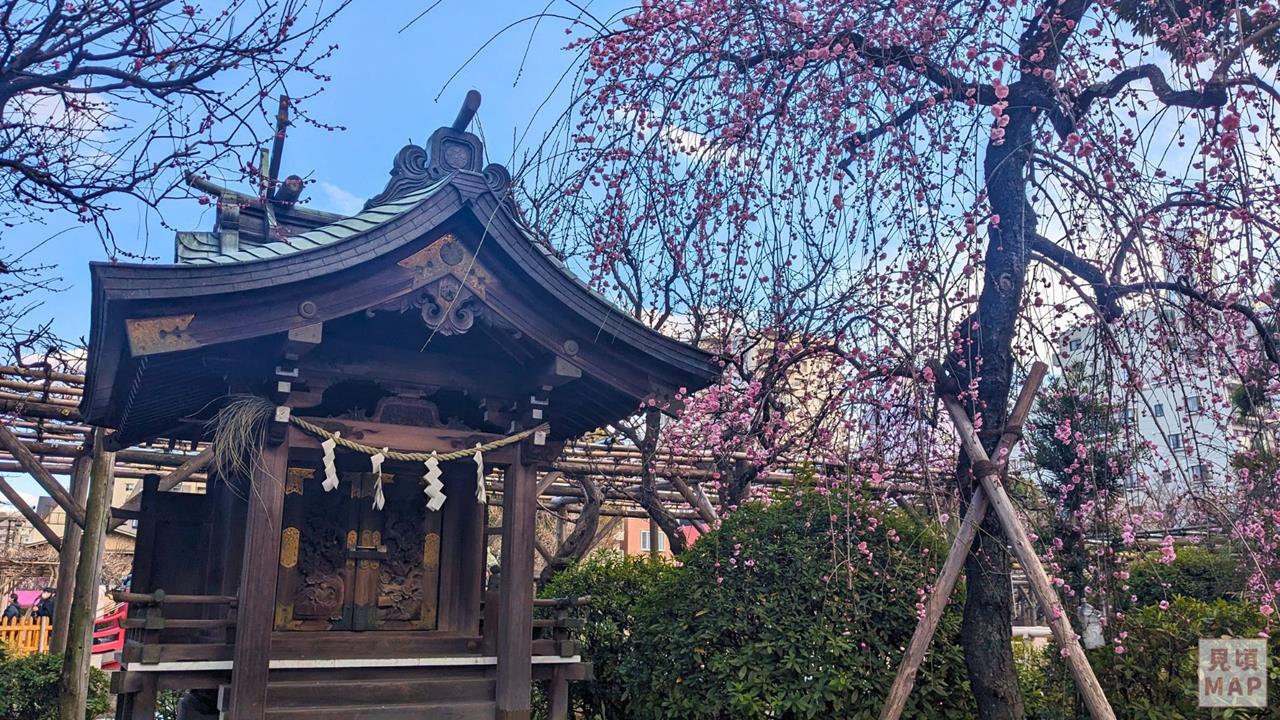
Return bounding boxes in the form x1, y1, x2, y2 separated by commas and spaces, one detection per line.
1056, 305, 1256, 510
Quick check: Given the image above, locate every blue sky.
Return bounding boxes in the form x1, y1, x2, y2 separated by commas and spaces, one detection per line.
3, 1, 610, 501
9, 0, 602, 342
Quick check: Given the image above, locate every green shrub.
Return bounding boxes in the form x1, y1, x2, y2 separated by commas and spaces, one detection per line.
540, 551, 675, 720
620, 489, 972, 720
1127, 545, 1245, 606
1021, 597, 1279, 719
1014, 639, 1067, 720
0, 646, 110, 720
157, 689, 181, 720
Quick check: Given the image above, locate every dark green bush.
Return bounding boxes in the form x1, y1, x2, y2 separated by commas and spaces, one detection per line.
1126, 545, 1245, 606
620, 489, 972, 720
540, 551, 675, 720
1022, 597, 1279, 719
0, 646, 110, 720
157, 689, 181, 720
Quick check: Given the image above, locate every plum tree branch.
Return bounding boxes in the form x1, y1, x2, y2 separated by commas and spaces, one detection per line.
719, 29, 997, 105
1110, 281, 1280, 367
1073, 64, 1229, 117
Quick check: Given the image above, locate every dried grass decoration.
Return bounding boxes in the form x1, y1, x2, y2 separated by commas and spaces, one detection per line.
207, 394, 276, 487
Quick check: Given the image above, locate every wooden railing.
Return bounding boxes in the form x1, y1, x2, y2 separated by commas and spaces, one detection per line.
0, 617, 51, 654
532, 595, 592, 720
108, 589, 239, 665
109, 590, 238, 631
533, 595, 591, 658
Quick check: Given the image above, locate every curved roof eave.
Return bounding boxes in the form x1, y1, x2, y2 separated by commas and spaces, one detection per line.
82, 172, 720, 423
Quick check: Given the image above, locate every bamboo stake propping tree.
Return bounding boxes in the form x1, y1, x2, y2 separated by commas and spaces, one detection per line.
878, 361, 1116, 720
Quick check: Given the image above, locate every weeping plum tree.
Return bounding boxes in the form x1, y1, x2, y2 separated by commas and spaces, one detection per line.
517, 0, 1280, 716
0, 0, 347, 348
1026, 370, 1139, 616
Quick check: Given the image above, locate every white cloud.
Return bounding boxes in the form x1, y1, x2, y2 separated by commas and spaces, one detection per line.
317, 181, 365, 216
0, 483, 38, 511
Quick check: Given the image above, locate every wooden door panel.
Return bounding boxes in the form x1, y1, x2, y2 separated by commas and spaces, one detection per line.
275, 468, 356, 631
276, 464, 445, 632
350, 472, 384, 632
375, 471, 443, 630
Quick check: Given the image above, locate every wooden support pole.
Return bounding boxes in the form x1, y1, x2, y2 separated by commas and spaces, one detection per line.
0, 376, 83, 395
3, 438, 199, 468
548, 665, 570, 720
535, 470, 563, 498
941, 396, 1116, 720
879, 362, 1046, 720
0, 471, 61, 550
57, 428, 113, 720
50, 454, 91, 654
0, 364, 85, 384
224, 437, 289, 720
496, 446, 536, 720
0, 390, 77, 408
109, 446, 213, 530
131, 676, 159, 720
0, 397, 81, 421
555, 507, 568, 545
0, 423, 87, 528
668, 475, 718, 525
534, 537, 555, 564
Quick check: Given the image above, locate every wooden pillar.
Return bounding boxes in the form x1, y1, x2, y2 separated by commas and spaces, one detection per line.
548, 665, 570, 720
132, 676, 159, 720
131, 474, 162, 593
57, 429, 114, 720
496, 448, 536, 720
109, 447, 213, 531
224, 436, 289, 719
50, 454, 91, 654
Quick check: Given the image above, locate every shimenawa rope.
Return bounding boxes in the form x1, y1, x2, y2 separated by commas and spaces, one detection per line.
288, 415, 549, 462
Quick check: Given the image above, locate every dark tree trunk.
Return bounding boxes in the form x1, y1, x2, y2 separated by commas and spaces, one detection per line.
539, 475, 603, 585
717, 457, 758, 512
631, 409, 689, 554
949, 97, 1041, 720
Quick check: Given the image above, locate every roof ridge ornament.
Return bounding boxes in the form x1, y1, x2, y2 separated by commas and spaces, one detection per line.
366, 89, 511, 209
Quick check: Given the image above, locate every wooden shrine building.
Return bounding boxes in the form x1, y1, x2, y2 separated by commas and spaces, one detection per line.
80, 92, 720, 720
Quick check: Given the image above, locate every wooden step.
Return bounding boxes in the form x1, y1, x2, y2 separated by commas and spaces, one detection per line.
265, 701, 495, 720
267, 676, 495, 706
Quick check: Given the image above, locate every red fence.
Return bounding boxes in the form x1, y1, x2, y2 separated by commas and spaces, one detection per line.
92, 603, 127, 670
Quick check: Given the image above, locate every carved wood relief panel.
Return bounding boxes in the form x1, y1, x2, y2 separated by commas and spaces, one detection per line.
275, 464, 443, 632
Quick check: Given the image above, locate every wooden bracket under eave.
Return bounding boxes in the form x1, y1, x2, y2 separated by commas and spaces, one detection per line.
544, 356, 582, 386
125, 314, 201, 356
283, 323, 323, 359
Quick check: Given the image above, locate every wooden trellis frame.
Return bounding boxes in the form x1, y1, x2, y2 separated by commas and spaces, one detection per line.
0, 364, 943, 525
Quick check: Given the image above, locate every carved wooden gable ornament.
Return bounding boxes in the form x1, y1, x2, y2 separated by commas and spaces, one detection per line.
371, 233, 493, 336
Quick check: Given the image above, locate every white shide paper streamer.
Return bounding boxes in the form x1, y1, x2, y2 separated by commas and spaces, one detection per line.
423, 452, 446, 511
